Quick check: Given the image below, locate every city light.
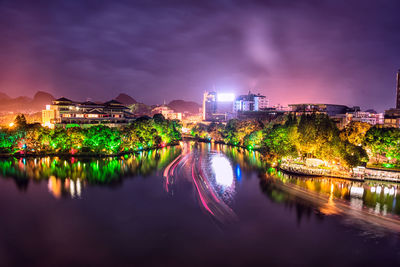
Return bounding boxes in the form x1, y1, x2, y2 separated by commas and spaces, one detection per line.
217, 93, 235, 102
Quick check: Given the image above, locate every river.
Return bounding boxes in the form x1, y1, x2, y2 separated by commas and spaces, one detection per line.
0, 142, 399, 266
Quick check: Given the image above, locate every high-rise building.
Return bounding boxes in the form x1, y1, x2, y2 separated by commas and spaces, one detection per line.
202, 91, 235, 121
384, 69, 400, 128
202, 91, 217, 121
396, 69, 400, 109
234, 91, 269, 112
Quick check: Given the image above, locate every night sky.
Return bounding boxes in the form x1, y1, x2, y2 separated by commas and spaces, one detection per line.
1, 0, 400, 111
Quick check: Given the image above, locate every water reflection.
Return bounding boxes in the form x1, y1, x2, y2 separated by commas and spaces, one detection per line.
262, 171, 400, 233
1, 141, 400, 232
267, 172, 400, 217
0, 146, 182, 198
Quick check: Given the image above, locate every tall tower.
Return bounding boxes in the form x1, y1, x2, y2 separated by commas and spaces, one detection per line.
397, 69, 400, 109
202, 91, 217, 121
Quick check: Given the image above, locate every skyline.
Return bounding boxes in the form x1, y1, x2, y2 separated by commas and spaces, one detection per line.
1, 0, 400, 111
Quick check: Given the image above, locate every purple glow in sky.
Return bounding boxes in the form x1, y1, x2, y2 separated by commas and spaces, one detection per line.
0, 0, 400, 111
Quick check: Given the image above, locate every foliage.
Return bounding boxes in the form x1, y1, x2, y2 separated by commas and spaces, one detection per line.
364, 126, 400, 166
14, 114, 27, 129
263, 124, 298, 160
189, 114, 372, 168
0, 117, 182, 155
340, 122, 372, 146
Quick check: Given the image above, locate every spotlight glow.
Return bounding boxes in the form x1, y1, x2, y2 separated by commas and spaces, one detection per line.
217, 93, 235, 102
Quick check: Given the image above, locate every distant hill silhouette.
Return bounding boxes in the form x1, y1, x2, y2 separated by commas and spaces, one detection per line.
0, 91, 55, 112
0, 91, 200, 115
31, 91, 55, 109
0, 92, 10, 101
168, 100, 201, 113
115, 93, 137, 105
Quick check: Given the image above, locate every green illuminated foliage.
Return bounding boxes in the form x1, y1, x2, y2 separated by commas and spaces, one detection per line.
0, 116, 182, 156
365, 126, 400, 166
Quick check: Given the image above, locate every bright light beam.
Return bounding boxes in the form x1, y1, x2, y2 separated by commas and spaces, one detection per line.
217, 93, 235, 102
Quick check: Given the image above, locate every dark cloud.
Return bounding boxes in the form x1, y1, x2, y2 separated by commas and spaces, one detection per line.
0, 0, 399, 111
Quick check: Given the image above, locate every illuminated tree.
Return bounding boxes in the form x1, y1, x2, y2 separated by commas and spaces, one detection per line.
340, 121, 371, 146
263, 124, 298, 160
207, 122, 224, 142
14, 114, 27, 129
365, 127, 400, 166
84, 125, 121, 154
0, 130, 16, 153
191, 123, 209, 139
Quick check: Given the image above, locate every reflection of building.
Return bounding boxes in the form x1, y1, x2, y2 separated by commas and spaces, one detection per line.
289, 103, 360, 117
47, 176, 83, 199
42, 97, 134, 128
234, 91, 269, 112
151, 105, 182, 120
202, 91, 235, 122
384, 70, 400, 128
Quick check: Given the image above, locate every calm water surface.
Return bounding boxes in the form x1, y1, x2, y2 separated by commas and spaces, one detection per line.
0, 142, 400, 266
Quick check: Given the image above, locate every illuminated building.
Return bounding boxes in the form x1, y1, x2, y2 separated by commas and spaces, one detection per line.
384, 69, 400, 128
347, 111, 384, 125
289, 103, 360, 117
330, 111, 383, 129
397, 69, 400, 109
202, 91, 235, 121
234, 91, 269, 112
203, 91, 217, 121
151, 105, 182, 120
384, 108, 400, 128
42, 97, 134, 128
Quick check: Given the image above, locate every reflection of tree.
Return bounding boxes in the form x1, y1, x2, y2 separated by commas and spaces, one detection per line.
259, 177, 318, 225
0, 146, 182, 193
218, 144, 266, 173
14, 177, 30, 192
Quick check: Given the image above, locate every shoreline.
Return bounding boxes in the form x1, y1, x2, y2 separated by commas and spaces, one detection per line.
279, 163, 400, 183
278, 164, 363, 181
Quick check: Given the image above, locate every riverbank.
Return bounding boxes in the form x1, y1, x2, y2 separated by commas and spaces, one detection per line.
279, 162, 400, 183
279, 162, 362, 181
